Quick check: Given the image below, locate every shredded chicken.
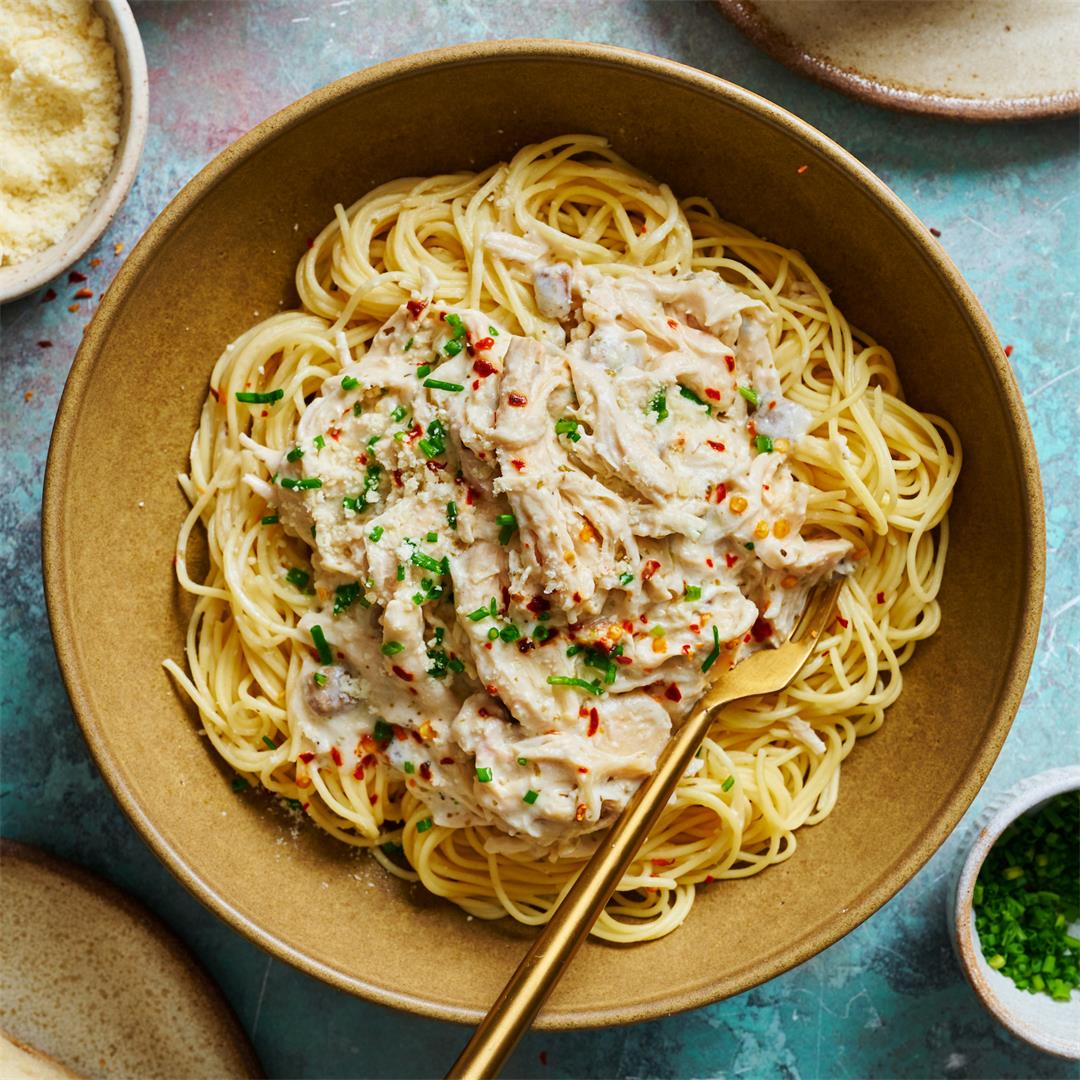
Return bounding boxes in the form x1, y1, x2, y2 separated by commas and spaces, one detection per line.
266, 249, 849, 854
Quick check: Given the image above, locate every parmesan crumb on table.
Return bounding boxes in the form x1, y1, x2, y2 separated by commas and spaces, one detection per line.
0, 0, 121, 267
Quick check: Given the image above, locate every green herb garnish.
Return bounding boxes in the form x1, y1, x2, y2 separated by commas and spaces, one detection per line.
286, 567, 311, 591
286, 446, 304, 462
424, 378, 465, 392
754, 434, 774, 454
523, 789, 539, 805
476, 767, 493, 783
546, 675, 605, 696
280, 476, 323, 490
738, 385, 760, 408
701, 625, 721, 673
341, 375, 359, 391
649, 388, 669, 422
236, 389, 284, 404
310, 625, 333, 665
261, 515, 279, 525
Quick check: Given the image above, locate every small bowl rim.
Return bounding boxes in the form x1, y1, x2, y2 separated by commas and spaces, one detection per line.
42, 38, 1046, 1026
0, 0, 149, 304
952, 766, 1080, 1061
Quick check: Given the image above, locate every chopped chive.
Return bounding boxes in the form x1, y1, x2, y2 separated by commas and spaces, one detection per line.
532, 624, 550, 641
701, 625, 721, 673
285, 567, 311, 591
566, 644, 583, 657
284, 798, 303, 811
411, 551, 444, 574
310, 625, 333, 665
341, 375, 359, 391
499, 625, 520, 643
353, 402, 363, 417
381, 841, 404, 856
261, 514, 279, 525
523, 789, 539, 805
546, 675, 605, 696
396, 564, 405, 581
404, 337, 414, 351
618, 572, 634, 586
448, 657, 465, 673
369, 525, 384, 542
415, 816, 434, 833
487, 627, 500, 641
722, 775, 735, 792
280, 476, 323, 490
391, 404, 408, 422
236, 389, 284, 404
314, 434, 326, 450
497, 513, 518, 545
286, 446, 304, 462
261, 735, 277, 750
367, 435, 380, 447
517, 756, 528, 766
313, 672, 328, 686
416, 364, 431, 378
403, 761, 415, 774
424, 378, 465, 392
333, 582, 366, 614
738, 385, 760, 408
649, 388, 669, 423
476, 767, 493, 783
467, 607, 492, 622
443, 338, 463, 358
232, 776, 250, 793
678, 385, 711, 412
381, 641, 404, 656
447, 501, 458, 529
555, 417, 582, 442
745, 541, 755, 551
425, 531, 438, 542
373, 719, 392, 742
488, 325, 500, 336
683, 584, 702, 601
754, 434, 774, 454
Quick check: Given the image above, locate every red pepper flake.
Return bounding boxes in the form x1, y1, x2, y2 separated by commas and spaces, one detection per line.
797, 164, 809, 174
209, 386, 220, 403
41, 288, 57, 303
682, 643, 692, 655
705, 558, 714, 568
836, 615, 849, 629
37, 340, 52, 348
714, 483, 727, 504
23, 390, 33, 402
465, 487, 477, 506
473, 358, 495, 377
929, 227, 942, 238
331, 746, 343, 767
406, 298, 427, 318
620, 619, 634, 634
653, 858, 674, 866
260, 410, 268, 418
642, 559, 661, 581
577, 766, 589, 774
706, 440, 726, 453
369, 793, 379, 805
471, 379, 480, 390
725, 553, 738, 568
615, 654, 632, 666
587, 708, 600, 737
510, 458, 525, 472
575, 803, 587, 822
419, 762, 432, 781
704, 874, 714, 883
689, 624, 700, 634
724, 356, 735, 373
508, 392, 527, 407
406, 421, 423, 443
485, 683, 498, 697
664, 683, 682, 703
539, 1052, 548, 1067
89, 257, 101, 268
392, 665, 413, 682
67, 303, 79, 313
474, 336, 494, 352
704, 387, 721, 401
392, 468, 403, 488
328, 427, 342, 441
352, 763, 364, 780
73, 287, 93, 299
440, 756, 454, 765
306, 237, 315, 249
68, 270, 87, 283
876, 591, 886, 604
751, 616, 773, 642
747, 419, 757, 437
362, 753, 376, 768
666, 318, 678, 330
299, 752, 315, 763
1004, 344, 1014, 357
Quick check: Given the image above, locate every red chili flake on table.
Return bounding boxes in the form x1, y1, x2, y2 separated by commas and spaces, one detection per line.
73, 287, 93, 299
539, 1052, 548, 1066
68, 270, 87, 283
299, 752, 315, 763
664, 683, 682, 703
392, 665, 413, 682
587, 708, 600, 737
406, 299, 427, 318
89, 257, 101, 268
67, 303, 79, 313
705, 387, 721, 401
877, 591, 886, 604
706, 440, 726, 452
642, 559, 661, 581
797, 164, 809, 174
715, 483, 727, 504
929, 227, 942, 238
1004, 344, 1014, 357
473, 336, 494, 352
725, 552, 738, 568
37, 340, 52, 348
23, 390, 33, 402
330, 747, 343, 767
751, 616, 773, 642
836, 615, 849, 629
473, 358, 495, 377
510, 458, 525, 471
419, 762, 432, 781
508, 392, 527, 407
41, 288, 56, 303
725, 356, 735, 372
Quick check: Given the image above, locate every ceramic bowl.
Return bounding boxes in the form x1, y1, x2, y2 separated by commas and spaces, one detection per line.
42, 41, 1045, 1027
0, 0, 149, 304
951, 767, 1080, 1060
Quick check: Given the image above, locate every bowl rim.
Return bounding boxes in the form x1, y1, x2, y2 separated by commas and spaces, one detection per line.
42, 38, 1047, 1027
951, 767, 1080, 1060
0, 0, 149, 304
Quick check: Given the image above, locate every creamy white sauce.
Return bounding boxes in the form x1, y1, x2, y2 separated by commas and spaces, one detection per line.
268, 256, 849, 854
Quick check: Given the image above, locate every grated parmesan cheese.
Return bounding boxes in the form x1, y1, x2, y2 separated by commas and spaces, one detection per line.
0, 0, 121, 266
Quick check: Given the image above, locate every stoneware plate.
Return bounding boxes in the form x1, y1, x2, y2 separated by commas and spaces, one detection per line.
715, 0, 1080, 120
0, 0, 149, 304
0, 840, 260, 1078
43, 40, 1044, 1028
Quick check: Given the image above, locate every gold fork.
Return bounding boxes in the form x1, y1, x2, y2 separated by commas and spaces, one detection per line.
447, 576, 843, 1080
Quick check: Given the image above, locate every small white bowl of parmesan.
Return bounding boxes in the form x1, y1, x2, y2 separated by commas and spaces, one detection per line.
0, 0, 148, 304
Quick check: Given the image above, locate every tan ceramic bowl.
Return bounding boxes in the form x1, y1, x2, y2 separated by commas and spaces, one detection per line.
43, 41, 1044, 1028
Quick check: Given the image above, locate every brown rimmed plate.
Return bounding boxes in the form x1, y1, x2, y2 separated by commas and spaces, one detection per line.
716, 0, 1080, 120
42, 40, 1044, 1027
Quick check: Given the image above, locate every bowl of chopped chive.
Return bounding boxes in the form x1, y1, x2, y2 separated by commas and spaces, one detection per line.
952, 766, 1080, 1060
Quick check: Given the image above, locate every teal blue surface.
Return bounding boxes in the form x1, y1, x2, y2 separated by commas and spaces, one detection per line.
2, 3, 1078, 1077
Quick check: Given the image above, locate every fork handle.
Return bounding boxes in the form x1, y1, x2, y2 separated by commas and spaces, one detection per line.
446, 694, 730, 1080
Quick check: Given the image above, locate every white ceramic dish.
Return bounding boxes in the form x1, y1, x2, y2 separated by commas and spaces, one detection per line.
951, 765, 1080, 1060
0, 0, 148, 305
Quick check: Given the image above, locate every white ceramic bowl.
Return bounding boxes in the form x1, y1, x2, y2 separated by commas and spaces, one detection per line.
951, 765, 1080, 1060
0, 0, 148, 304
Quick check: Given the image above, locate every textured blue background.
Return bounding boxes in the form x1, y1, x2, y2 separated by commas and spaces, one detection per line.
2, 3, 1078, 1077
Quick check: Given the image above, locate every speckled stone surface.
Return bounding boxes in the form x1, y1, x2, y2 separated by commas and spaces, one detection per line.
1, 3, 1078, 1078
